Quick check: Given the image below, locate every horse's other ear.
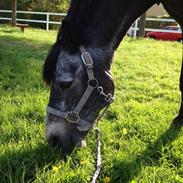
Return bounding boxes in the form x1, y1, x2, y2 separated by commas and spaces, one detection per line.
43, 42, 61, 85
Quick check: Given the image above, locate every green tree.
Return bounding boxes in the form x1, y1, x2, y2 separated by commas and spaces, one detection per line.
1, 0, 70, 29
1, 0, 70, 12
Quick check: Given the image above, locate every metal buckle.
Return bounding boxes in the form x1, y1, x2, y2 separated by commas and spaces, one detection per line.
66, 111, 80, 123
81, 52, 94, 69
98, 86, 114, 103
105, 93, 114, 103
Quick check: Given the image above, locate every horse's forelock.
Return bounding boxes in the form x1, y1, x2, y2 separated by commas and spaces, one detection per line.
43, 42, 61, 85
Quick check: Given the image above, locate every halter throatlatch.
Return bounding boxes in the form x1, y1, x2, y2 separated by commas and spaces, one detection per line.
46, 46, 114, 131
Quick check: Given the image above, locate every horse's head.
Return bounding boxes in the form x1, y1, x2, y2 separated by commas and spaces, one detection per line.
42, 0, 118, 153
44, 45, 114, 153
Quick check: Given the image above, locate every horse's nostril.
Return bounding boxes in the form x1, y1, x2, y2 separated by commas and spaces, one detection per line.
47, 133, 73, 153
50, 134, 60, 146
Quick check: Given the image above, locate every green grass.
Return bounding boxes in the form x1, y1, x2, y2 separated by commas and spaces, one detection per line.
0, 25, 183, 183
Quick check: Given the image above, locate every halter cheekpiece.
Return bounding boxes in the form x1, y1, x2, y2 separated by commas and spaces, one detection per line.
46, 46, 114, 131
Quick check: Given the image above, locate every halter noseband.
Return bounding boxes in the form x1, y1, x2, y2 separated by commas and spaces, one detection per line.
46, 46, 114, 132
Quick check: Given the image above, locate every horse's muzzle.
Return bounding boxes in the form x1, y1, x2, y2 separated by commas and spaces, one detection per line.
45, 113, 85, 153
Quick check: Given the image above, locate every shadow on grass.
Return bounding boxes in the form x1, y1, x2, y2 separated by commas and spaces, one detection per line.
0, 31, 60, 182
0, 142, 66, 183
1, 29, 17, 34
0, 34, 52, 94
0, 34, 51, 51
109, 123, 182, 182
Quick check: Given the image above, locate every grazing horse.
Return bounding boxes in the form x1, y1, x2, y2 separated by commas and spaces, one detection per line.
43, 0, 183, 153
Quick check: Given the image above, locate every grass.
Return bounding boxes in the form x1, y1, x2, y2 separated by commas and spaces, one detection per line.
0, 24, 183, 183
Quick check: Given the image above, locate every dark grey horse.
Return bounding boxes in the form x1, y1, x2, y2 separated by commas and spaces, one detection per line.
43, 0, 183, 153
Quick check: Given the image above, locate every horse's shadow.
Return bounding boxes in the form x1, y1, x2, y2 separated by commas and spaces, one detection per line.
0, 142, 66, 183
109, 122, 182, 183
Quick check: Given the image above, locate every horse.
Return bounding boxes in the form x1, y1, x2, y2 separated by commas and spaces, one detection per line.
43, 0, 183, 153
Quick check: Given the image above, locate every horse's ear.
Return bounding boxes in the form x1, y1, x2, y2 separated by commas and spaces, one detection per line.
43, 42, 60, 85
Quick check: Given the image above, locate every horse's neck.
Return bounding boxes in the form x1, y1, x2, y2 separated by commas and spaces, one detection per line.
85, 0, 157, 50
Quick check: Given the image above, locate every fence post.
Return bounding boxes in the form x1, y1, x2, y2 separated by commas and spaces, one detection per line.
12, 0, 17, 26
133, 19, 138, 38
46, 13, 49, 31
137, 12, 147, 38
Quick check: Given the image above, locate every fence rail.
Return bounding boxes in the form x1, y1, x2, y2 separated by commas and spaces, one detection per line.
0, 10, 66, 30
0, 10, 181, 36
129, 17, 180, 37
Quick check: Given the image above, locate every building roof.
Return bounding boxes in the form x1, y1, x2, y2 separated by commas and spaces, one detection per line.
147, 3, 167, 17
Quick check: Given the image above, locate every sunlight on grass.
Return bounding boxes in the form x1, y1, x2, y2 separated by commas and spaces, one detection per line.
0, 25, 183, 182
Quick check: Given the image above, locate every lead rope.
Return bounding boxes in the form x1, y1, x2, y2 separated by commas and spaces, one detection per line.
91, 128, 101, 183
91, 103, 112, 183
79, 46, 114, 182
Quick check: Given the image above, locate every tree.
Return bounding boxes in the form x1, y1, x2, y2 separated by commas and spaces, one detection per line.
138, 12, 147, 38
12, 0, 17, 26
1, 0, 70, 28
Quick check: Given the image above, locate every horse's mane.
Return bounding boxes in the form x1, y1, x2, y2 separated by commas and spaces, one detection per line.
43, 0, 95, 84
59, 0, 94, 50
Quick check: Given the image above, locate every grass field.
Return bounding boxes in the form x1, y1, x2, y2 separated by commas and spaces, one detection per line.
0, 25, 183, 183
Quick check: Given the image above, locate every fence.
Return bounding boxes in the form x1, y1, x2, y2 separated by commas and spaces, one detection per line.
0, 10, 181, 36
0, 10, 66, 30
129, 17, 180, 37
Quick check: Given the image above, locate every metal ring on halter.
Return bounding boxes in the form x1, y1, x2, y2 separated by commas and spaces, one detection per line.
88, 79, 98, 88
97, 86, 104, 94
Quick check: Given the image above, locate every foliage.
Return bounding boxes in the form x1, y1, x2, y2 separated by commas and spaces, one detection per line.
0, 25, 183, 183
0, 0, 70, 29
0, 0, 70, 12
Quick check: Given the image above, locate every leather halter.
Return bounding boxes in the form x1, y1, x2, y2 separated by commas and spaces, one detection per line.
46, 46, 114, 132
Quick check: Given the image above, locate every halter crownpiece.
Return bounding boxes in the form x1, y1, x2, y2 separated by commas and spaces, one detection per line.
46, 46, 114, 131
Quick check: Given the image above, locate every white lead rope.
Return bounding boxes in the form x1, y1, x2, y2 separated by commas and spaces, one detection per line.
91, 128, 102, 183
90, 103, 113, 182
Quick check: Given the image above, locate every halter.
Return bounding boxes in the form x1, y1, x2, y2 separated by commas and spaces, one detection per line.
46, 46, 114, 132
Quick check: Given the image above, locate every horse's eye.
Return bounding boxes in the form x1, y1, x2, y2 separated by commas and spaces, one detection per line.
59, 81, 73, 90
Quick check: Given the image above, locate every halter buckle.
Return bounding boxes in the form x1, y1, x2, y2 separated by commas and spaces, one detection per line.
81, 52, 94, 69
66, 111, 80, 123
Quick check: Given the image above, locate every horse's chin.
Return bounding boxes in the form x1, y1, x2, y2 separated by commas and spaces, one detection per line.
76, 140, 87, 148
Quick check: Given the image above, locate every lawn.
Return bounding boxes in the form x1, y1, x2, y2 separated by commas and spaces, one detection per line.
0, 25, 183, 183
